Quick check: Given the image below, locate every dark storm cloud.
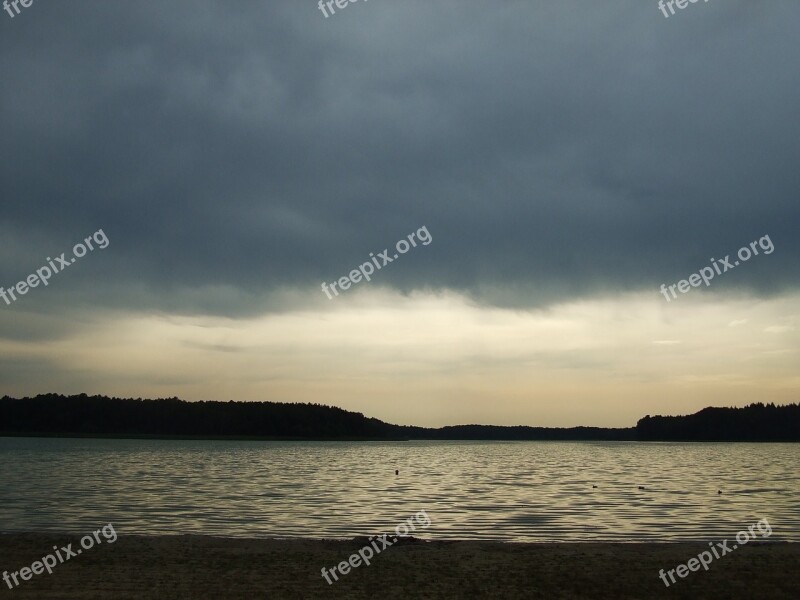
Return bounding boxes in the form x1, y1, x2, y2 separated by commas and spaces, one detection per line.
1, 0, 798, 317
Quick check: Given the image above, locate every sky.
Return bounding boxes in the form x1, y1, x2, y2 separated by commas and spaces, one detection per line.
1, 0, 798, 427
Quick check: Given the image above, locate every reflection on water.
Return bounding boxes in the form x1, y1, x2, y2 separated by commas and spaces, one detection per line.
0, 438, 797, 542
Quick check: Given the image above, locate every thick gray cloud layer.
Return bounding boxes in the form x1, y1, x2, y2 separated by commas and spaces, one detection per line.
1, 0, 798, 316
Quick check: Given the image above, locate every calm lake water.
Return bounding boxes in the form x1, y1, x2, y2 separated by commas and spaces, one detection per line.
0, 438, 798, 542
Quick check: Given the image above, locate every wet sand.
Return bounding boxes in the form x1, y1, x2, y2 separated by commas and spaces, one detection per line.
0, 534, 797, 599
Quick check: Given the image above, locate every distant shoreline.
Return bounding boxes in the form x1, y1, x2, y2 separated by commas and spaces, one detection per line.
0, 432, 417, 442
2, 395, 798, 442
1, 433, 798, 443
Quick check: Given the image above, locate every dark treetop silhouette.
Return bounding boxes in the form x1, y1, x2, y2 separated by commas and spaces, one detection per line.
0, 394, 797, 441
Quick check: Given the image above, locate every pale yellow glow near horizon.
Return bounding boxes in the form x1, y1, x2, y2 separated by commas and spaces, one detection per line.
1, 289, 798, 427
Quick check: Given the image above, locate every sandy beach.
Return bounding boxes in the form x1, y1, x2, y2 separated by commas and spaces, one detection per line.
0, 534, 797, 599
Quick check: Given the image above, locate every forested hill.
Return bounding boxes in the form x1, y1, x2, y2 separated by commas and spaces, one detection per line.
0, 394, 422, 440
636, 403, 800, 441
0, 394, 797, 441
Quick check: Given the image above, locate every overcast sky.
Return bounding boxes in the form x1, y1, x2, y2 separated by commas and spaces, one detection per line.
1, 0, 798, 427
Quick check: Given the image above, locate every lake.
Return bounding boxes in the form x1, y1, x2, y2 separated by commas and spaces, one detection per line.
1, 438, 797, 542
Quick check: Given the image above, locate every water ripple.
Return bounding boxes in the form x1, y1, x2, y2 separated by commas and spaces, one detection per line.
0, 438, 798, 542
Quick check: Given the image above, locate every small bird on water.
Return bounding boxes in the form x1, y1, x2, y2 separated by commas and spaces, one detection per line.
638, 486, 646, 490
395, 470, 399, 475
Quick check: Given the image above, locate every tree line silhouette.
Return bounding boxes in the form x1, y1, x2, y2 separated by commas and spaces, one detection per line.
636, 403, 799, 441
0, 394, 797, 441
